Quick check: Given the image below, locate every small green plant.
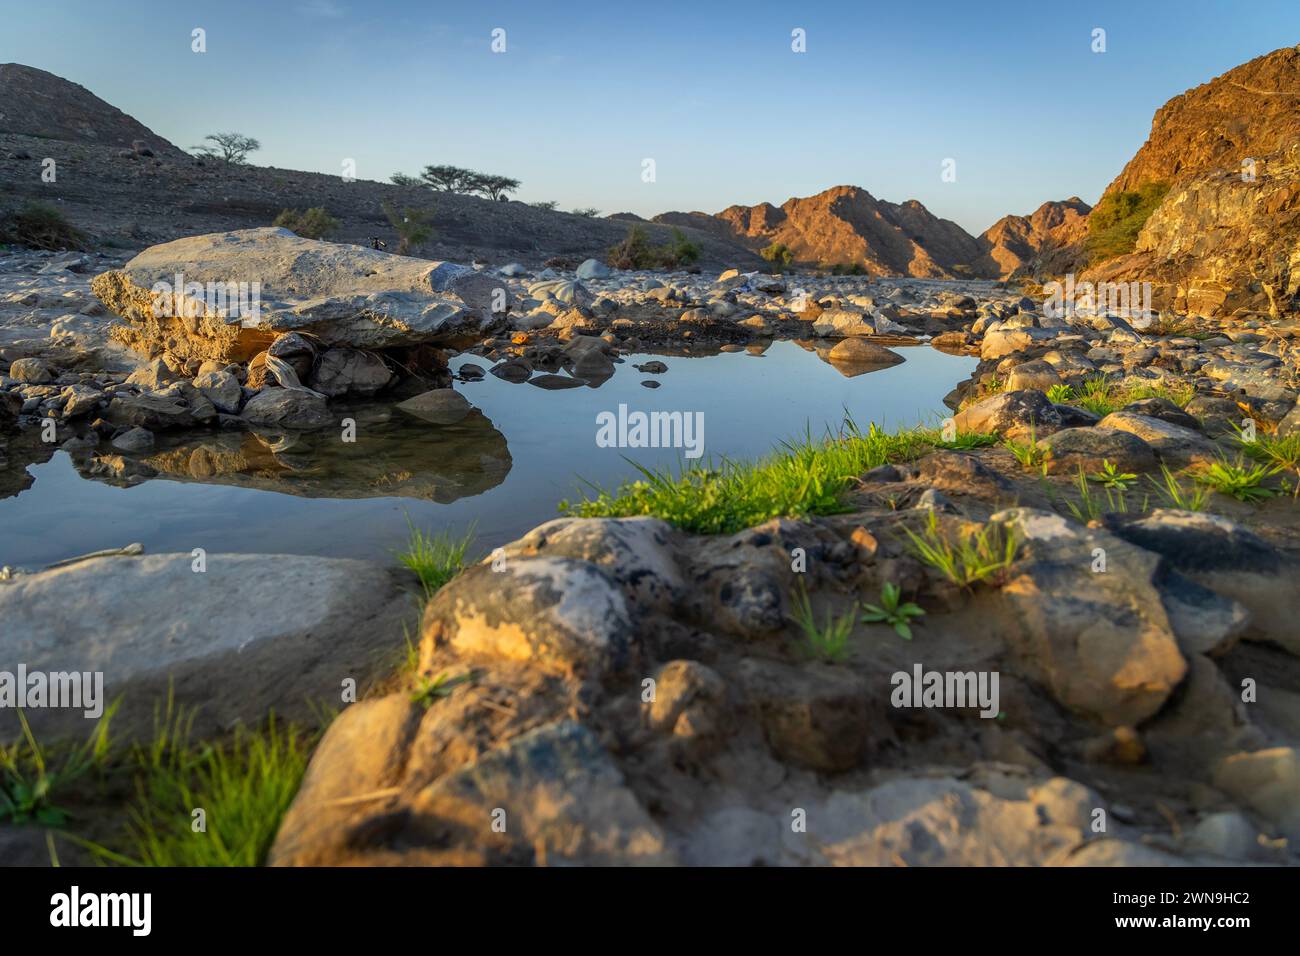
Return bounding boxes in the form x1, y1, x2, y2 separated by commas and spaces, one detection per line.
1147, 465, 1210, 511
1064, 466, 1142, 523
1089, 460, 1138, 490
901, 512, 1019, 589
381, 201, 434, 254
1240, 431, 1300, 471
1003, 432, 1047, 473
1, 707, 115, 826
398, 524, 475, 597
272, 206, 339, 240
761, 242, 794, 267
410, 671, 474, 709
1046, 384, 1075, 404
790, 584, 855, 663
860, 583, 925, 640
1192, 456, 1280, 503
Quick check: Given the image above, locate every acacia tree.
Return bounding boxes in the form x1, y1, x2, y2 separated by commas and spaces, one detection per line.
390, 172, 423, 187
471, 173, 520, 201
192, 132, 261, 164
420, 165, 475, 191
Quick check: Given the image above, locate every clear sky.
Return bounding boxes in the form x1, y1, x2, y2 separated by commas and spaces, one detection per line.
3, 0, 1294, 234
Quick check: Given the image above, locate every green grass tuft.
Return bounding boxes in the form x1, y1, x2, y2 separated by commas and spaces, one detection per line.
560, 419, 937, 535
398, 524, 475, 597
790, 584, 856, 663
901, 511, 1019, 589
1193, 456, 1281, 503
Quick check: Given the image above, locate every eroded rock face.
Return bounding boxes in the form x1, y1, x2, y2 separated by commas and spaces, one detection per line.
953, 389, 1063, 441
420, 557, 634, 677
91, 228, 512, 364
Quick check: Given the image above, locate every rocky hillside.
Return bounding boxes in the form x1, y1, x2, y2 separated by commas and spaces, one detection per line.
973, 198, 1091, 278
0, 65, 758, 270
0, 64, 187, 160
1082, 45, 1300, 316
655, 185, 991, 279
1103, 45, 1300, 199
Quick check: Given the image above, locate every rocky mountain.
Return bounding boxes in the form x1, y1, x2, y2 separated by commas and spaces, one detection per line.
973, 198, 1091, 278
1083, 44, 1300, 316
0, 64, 757, 269
655, 185, 990, 279
1103, 45, 1300, 199
0, 63, 187, 159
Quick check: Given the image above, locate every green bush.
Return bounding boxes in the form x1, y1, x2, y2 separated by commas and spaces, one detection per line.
1085, 182, 1170, 262
0, 203, 89, 251
761, 242, 794, 267
272, 206, 339, 240
606, 226, 701, 270
381, 201, 434, 255
826, 262, 868, 276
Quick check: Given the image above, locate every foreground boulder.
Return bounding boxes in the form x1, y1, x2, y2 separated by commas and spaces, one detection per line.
0, 552, 416, 742
91, 228, 512, 364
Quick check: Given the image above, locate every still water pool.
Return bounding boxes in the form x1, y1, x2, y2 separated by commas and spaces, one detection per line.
0, 341, 975, 567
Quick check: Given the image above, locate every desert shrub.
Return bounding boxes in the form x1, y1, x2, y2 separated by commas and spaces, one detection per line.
664, 228, 701, 268
1085, 182, 1170, 262
389, 172, 423, 187
827, 262, 869, 276
572, 207, 602, 218
530, 200, 559, 211
762, 242, 794, 267
381, 201, 434, 255
607, 226, 700, 270
272, 206, 339, 240
0, 203, 88, 251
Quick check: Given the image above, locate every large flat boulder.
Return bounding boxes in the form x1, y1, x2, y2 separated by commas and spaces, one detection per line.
0, 552, 416, 742
91, 228, 512, 363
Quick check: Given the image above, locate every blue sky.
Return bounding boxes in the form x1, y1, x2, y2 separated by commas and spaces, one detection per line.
3, 1, 1294, 234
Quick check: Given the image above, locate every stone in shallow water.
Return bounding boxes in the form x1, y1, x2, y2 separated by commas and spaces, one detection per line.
396, 387, 473, 424
827, 338, 904, 366
240, 386, 334, 429
308, 347, 395, 398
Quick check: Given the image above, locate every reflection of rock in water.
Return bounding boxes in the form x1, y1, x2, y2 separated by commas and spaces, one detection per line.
0, 429, 58, 500
79, 407, 512, 503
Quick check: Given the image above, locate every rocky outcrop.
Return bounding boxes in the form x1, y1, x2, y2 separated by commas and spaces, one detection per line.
0, 63, 187, 159
1081, 45, 1300, 315
657, 185, 990, 278
1102, 45, 1300, 200
91, 228, 513, 364
973, 198, 1092, 279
